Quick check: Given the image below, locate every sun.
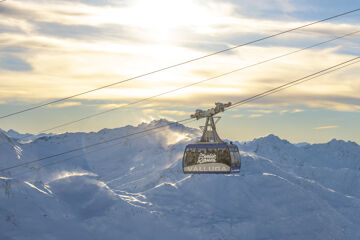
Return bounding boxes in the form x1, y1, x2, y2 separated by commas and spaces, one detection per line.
118, 0, 224, 43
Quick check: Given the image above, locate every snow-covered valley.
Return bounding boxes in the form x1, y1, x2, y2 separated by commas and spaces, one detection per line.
1, 119, 360, 240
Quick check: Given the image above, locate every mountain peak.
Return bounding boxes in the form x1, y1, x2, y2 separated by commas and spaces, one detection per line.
137, 119, 189, 132
254, 134, 290, 145
0, 129, 16, 146
5, 129, 33, 140
149, 118, 173, 126
325, 138, 359, 148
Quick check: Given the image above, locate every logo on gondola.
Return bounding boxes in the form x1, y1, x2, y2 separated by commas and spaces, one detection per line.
185, 165, 229, 172
197, 153, 216, 164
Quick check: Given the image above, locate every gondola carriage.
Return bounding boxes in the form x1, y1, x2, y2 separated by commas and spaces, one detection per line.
182, 102, 241, 174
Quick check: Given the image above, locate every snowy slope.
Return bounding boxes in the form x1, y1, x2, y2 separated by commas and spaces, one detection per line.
0, 130, 24, 171
4, 129, 53, 142
1, 120, 360, 240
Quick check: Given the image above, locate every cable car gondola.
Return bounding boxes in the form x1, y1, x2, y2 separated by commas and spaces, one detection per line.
182, 102, 241, 174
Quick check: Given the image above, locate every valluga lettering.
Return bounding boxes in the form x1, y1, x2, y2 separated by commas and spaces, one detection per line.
186, 165, 228, 172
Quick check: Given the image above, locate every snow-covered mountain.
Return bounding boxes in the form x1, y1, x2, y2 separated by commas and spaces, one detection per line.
1, 119, 360, 240
4, 129, 54, 142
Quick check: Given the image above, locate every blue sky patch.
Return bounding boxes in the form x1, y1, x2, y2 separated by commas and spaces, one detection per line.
0, 54, 32, 72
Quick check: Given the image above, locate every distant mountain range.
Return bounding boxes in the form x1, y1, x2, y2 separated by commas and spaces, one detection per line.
1, 119, 360, 240
3, 129, 54, 142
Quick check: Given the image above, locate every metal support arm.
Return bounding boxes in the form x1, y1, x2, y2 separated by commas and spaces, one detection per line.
190, 102, 231, 143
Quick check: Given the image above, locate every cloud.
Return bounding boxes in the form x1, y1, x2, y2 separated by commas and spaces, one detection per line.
0, 3, 41, 19
303, 97, 360, 112
158, 110, 190, 116
35, 22, 104, 39
33, 21, 146, 43
280, 108, 304, 114
0, 0, 359, 115
248, 109, 273, 114
48, 0, 115, 6
249, 114, 263, 118
232, 114, 244, 118
0, 54, 32, 71
314, 125, 339, 130
0, 23, 24, 34
191, 69, 222, 78
142, 109, 190, 116
228, 0, 297, 17
50, 101, 82, 108
98, 103, 127, 109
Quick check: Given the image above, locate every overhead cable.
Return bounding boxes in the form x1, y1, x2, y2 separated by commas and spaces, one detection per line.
1, 56, 358, 173
21, 30, 360, 135
1, 8, 359, 119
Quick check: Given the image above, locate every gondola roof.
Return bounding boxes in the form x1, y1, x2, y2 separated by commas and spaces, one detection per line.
185, 143, 229, 148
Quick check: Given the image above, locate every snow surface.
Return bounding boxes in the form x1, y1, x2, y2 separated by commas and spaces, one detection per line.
1, 120, 360, 240
3, 129, 54, 143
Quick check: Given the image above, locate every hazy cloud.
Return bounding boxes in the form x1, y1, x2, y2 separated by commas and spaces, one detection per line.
0, 3, 41, 19
0, 54, 32, 71
314, 125, 338, 130
35, 22, 104, 39
0, 0, 359, 113
33, 22, 145, 42
47, 0, 116, 6
50, 101, 82, 108
249, 114, 263, 118
231, 114, 244, 118
248, 109, 273, 114
142, 109, 190, 116
0, 23, 24, 34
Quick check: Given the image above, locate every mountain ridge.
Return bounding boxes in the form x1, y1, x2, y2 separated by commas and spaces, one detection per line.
1, 119, 360, 239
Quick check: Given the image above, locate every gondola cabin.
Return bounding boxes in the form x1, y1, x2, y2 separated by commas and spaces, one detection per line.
182, 102, 241, 174
183, 143, 241, 173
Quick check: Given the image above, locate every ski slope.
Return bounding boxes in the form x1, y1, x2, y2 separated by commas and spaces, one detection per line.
1, 120, 360, 240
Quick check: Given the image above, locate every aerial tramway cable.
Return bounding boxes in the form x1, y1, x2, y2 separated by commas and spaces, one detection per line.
5, 118, 198, 182
7, 57, 360, 179
14, 30, 360, 137
229, 56, 360, 109
1, 56, 358, 173
1, 8, 359, 120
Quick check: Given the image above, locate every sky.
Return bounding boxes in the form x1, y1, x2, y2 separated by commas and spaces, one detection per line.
0, 0, 359, 143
